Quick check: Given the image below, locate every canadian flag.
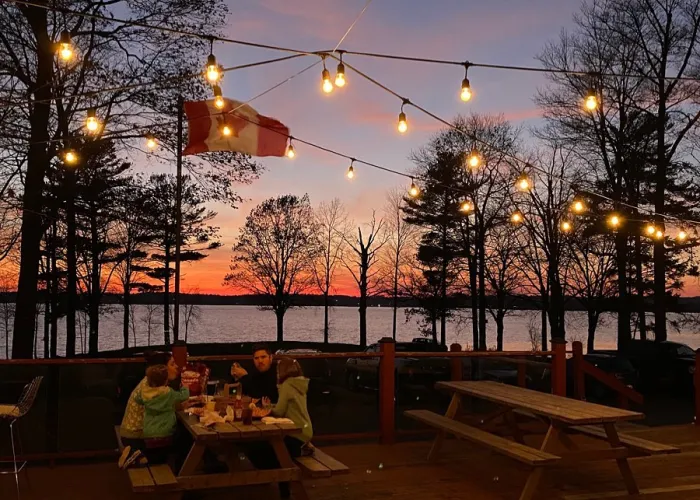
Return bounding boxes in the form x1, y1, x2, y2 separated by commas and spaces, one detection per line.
183, 98, 289, 157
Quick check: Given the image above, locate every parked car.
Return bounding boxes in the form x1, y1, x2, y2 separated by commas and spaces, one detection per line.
568, 353, 639, 400
345, 338, 449, 391
613, 340, 696, 392
275, 348, 332, 397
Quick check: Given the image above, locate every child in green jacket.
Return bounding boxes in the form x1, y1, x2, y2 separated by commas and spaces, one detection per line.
135, 364, 190, 464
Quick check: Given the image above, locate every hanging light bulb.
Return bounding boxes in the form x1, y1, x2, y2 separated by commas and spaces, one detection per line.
585, 88, 598, 111
677, 230, 688, 242
63, 149, 78, 165
608, 214, 621, 229
460, 63, 472, 102
85, 108, 100, 134
572, 199, 586, 213
213, 85, 225, 110
460, 200, 473, 213
347, 160, 355, 179
286, 139, 296, 159
206, 53, 221, 84
467, 149, 480, 169
511, 211, 524, 224
220, 122, 232, 137
560, 220, 572, 232
655, 229, 664, 240
645, 224, 656, 236
57, 31, 73, 61
516, 174, 531, 191
397, 101, 409, 134
335, 54, 346, 87
409, 179, 419, 197
322, 68, 333, 94
145, 134, 157, 150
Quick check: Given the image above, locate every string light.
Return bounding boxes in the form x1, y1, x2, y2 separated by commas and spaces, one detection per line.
57, 30, 73, 61
335, 54, 346, 88
322, 68, 333, 93
460, 200, 473, 213
145, 134, 157, 150
206, 52, 221, 84
220, 122, 233, 137
460, 64, 472, 102
608, 214, 621, 229
213, 85, 225, 109
85, 108, 100, 133
286, 139, 296, 159
560, 220, 572, 232
467, 149, 480, 169
63, 149, 78, 165
678, 230, 688, 242
645, 224, 656, 236
655, 229, 664, 240
572, 199, 586, 213
347, 160, 355, 179
516, 173, 531, 191
409, 178, 419, 197
585, 87, 598, 111
511, 210, 523, 223
397, 101, 408, 134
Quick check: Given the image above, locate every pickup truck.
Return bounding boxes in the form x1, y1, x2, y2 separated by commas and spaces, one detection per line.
345, 338, 449, 391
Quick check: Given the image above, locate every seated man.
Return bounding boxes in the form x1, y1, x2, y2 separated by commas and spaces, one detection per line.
230, 343, 279, 404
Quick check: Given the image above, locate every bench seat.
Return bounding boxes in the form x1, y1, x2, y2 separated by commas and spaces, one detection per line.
294, 448, 350, 478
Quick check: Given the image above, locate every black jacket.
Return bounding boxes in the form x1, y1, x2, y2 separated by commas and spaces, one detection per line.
238, 368, 279, 403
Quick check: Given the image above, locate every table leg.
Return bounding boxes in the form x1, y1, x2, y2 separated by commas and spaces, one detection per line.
271, 438, 308, 500
603, 423, 639, 495
519, 422, 557, 500
178, 442, 207, 477
504, 410, 525, 444
427, 393, 461, 461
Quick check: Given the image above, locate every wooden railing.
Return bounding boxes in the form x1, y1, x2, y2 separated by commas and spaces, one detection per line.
570, 341, 643, 409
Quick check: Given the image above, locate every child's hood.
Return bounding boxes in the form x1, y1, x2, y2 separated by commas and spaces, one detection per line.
282, 376, 309, 396
140, 385, 171, 408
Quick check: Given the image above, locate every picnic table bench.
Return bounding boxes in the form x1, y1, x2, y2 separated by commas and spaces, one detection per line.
406, 380, 679, 500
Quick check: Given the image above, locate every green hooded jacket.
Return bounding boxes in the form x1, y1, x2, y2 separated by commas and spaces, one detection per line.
135, 385, 189, 438
272, 377, 313, 442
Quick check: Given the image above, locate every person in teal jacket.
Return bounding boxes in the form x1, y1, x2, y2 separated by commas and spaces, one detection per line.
134, 364, 190, 463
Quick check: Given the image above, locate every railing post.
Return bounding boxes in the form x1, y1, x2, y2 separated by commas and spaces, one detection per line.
517, 359, 527, 388
379, 337, 396, 445
572, 341, 585, 400
695, 349, 700, 425
450, 343, 462, 381
551, 338, 567, 397
172, 340, 188, 372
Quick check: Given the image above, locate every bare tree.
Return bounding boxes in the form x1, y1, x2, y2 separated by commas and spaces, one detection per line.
142, 304, 162, 347
182, 288, 202, 343
313, 199, 350, 343
225, 195, 320, 342
342, 212, 387, 348
0, 273, 14, 359
381, 189, 419, 340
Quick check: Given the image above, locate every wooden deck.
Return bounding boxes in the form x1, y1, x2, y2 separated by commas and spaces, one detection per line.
5, 423, 700, 499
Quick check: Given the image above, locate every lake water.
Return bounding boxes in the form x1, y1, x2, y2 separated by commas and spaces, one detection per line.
2, 305, 700, 358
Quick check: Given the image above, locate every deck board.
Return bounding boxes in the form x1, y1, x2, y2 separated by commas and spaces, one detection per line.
5, 424, 700, 499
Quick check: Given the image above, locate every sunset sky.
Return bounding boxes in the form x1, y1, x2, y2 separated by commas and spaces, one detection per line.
163, 0, 592, 295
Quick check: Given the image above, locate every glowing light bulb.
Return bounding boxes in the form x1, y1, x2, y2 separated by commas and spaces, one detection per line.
63, 150, 78, 165
206, 54, 220, 84
335, 62, 346, 87
467, 149, 480, 169
678, 230, 688, 242
409, 180, 419, 197
398, 112, 408, 134
57, 31, 73, 61
221, 124, 232, 137
322, 69, 333, 93
608, 214, 621, 228
511, 211, 523, 224
85, 108, 100, 134
560, 220, 572, 232
646, 224, 656, 236
460, 201, 473, 213
516, 175, 531, 191
286, 143, 296, 159
347, 164, 355, 179
585, 88, 598, 111
213, 85, 225, 109
572, 200, 585, 213
460, 78, 472, 102
655, 229, 664, 240
145, 135, 157, 150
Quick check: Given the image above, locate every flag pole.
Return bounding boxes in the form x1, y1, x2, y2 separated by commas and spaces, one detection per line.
174, 95, 184, 343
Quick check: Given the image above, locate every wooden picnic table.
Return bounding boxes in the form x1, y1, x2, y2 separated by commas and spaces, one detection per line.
175, 411, 308, 499
408, 381, 677, 500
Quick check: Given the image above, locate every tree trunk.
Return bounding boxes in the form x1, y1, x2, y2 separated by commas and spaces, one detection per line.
275, 309, 284, 342
469, 254, 478, 350
496, 312, 504, 352
654, 89, 667, 342
615, 230, 631, 349
88, 208, 100, 354
43, 279, 49, 359
65, 170, 77, 358
163, 242, 171, 346
633, 233, 647, 341
477, 234, 487, 350
541, 294, 548, 352
12, 6, 53, 359
587, 309, 599, 352
431, 314, 438, 344
323, 290, 329, 344
392, 263, 399, 341
49, 220, 58, 359
359, 253, 368, 348
123, 276, 131, 350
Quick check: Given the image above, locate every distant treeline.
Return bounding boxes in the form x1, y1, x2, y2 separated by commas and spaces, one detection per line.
3, 291, 700, 313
